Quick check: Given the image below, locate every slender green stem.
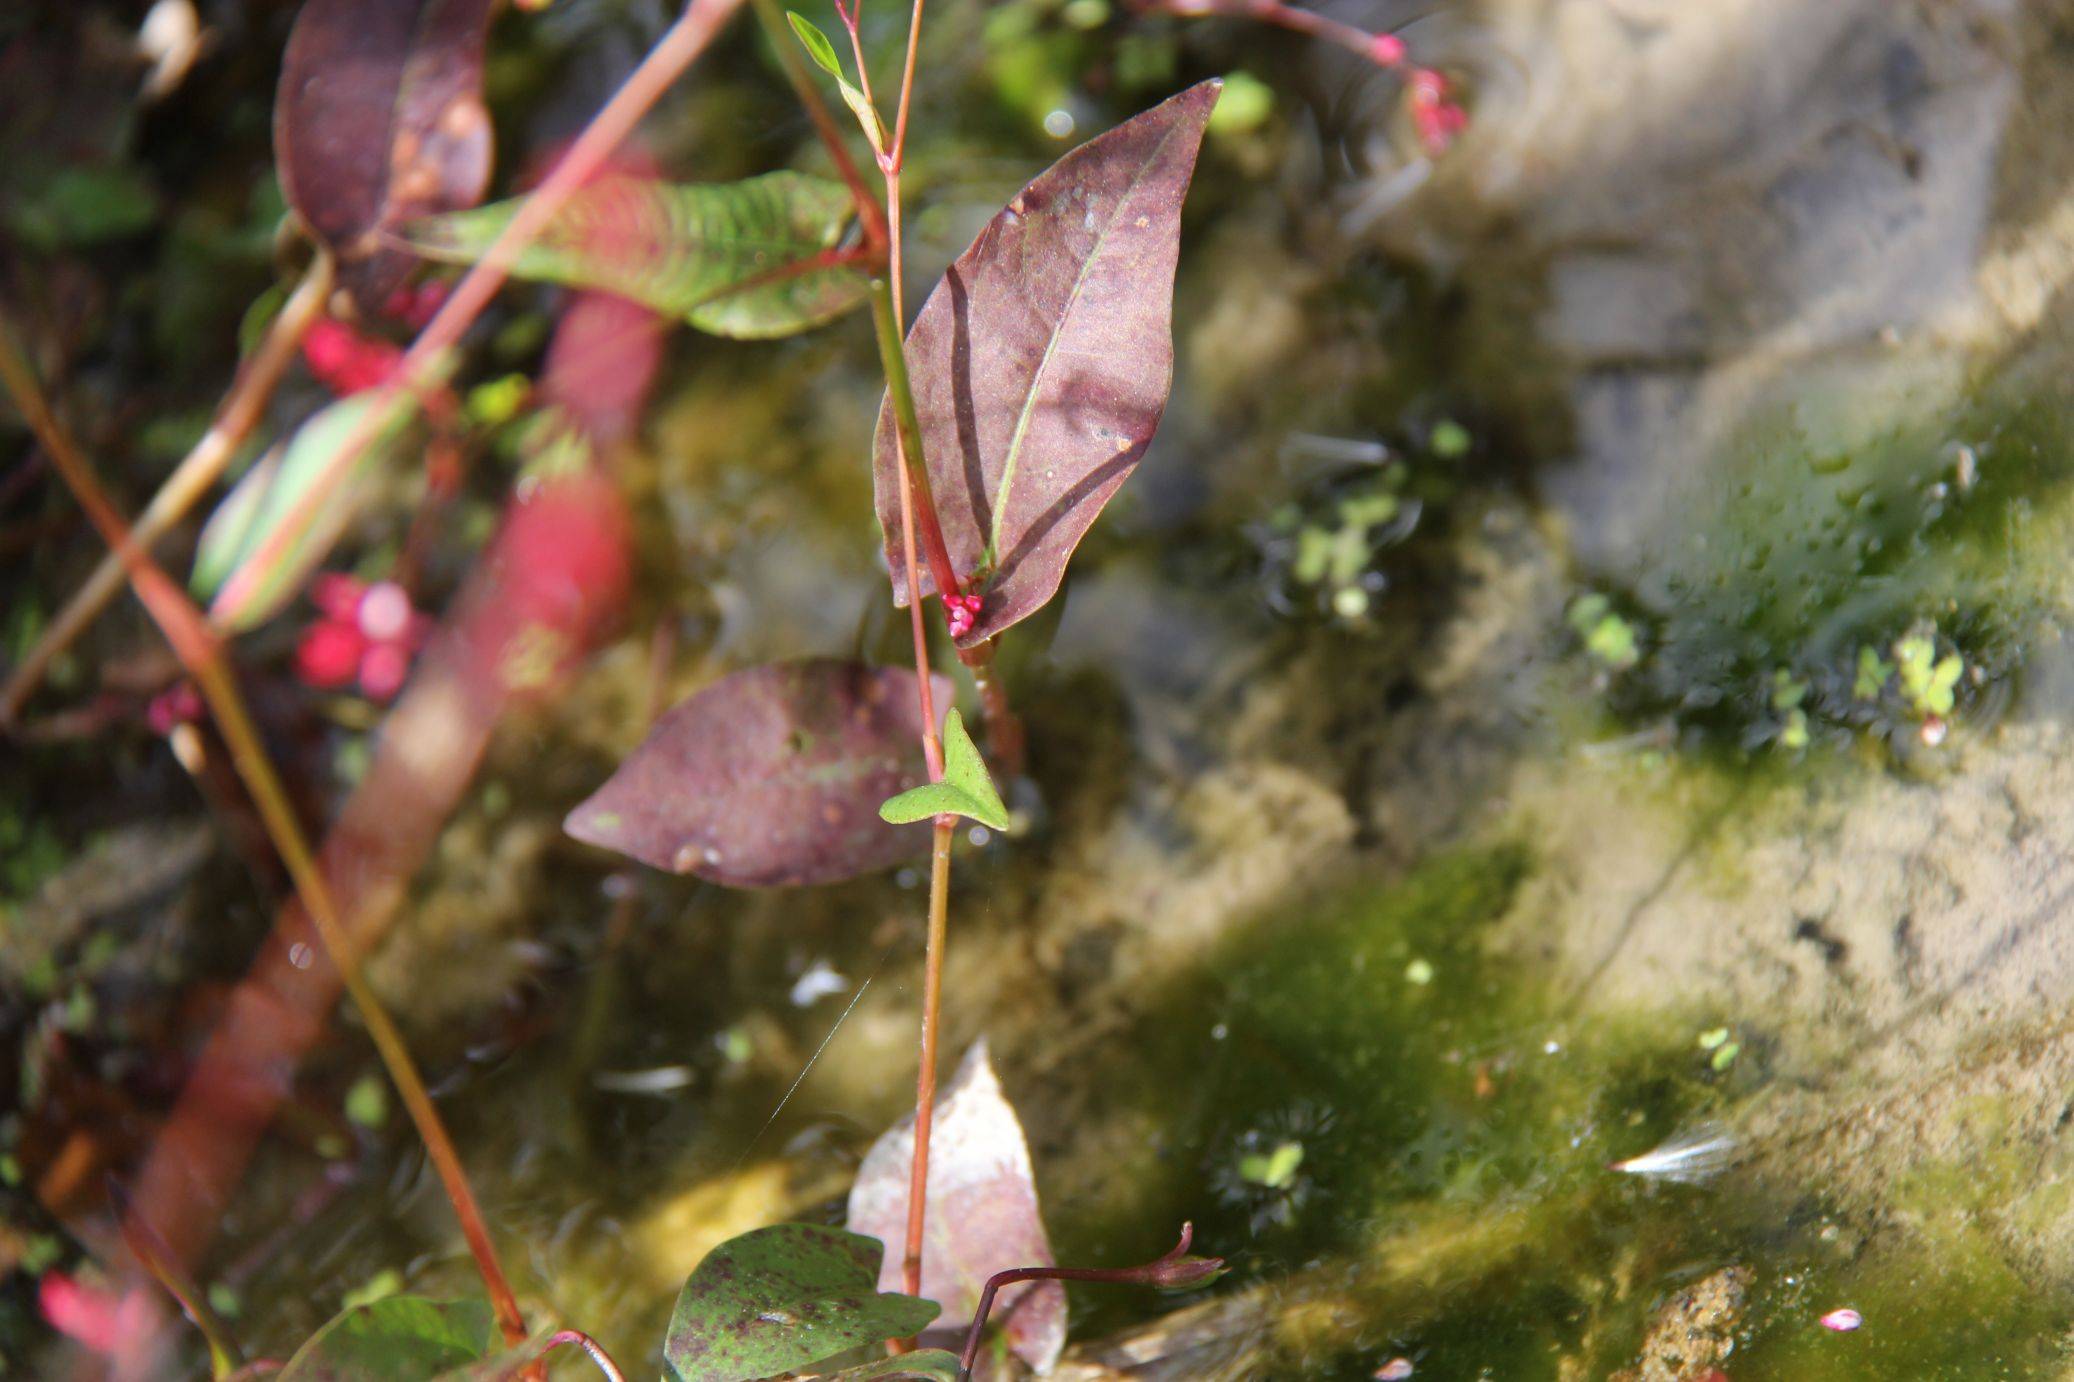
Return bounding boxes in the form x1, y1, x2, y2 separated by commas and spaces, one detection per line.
0, 324, 530, 1351
868, 279, 961, 606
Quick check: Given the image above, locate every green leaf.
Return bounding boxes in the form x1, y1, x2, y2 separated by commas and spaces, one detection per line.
787, 11, 844, 78
192, 389, 418, 631
278, 1297, 495, 1380
663, 1225, 938, 1382
8, 165, 158, 251
426, 1326, 563, 1381
786, 12, 888, 155
402, 173, 870, 339
831, 1351, 966, 1380
878, 709, 1010, 830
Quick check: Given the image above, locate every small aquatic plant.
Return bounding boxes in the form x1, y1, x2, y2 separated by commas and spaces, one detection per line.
0, 0, 1485, 1367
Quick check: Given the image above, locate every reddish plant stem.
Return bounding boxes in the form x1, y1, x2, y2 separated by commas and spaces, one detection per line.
958, 640, 1024, 773
0, 324, 530, 1351
1141, 0, 1463, 152
212, 0, 746, 623
956, 1224, 1224, 1378
545, 1329, 628, 1382
888, 0, 927, 165
0, 252, 336, 724
903, 818, 954, 1298
867, 280, 962, 614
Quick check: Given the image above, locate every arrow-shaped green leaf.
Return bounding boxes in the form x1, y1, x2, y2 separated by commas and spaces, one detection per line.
879, 709, 1009, 830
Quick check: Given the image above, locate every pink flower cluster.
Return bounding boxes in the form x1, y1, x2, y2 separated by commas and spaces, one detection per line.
1364, 35, 1467, 153
299, 279, 446, 396
296, 574, 429, 701
1405, 67, 1469, 154
301, 319, 402, 396
39, 1271, 154, 1363
943, 592, 984, 640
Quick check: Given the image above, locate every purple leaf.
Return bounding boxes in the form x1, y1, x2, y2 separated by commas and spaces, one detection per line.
871, 80, 1220, 647
275, 0, 497, 311
846, 1040, 1067, 1372
563, 659, 953, 889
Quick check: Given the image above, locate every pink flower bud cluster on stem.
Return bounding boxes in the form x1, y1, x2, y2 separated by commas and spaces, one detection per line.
296, 575, 430, 701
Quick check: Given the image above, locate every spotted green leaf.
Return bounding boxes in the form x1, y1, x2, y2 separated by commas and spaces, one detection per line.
879, 709, 1009, 830
402, 173, 869, 339
662, 1225, 938, 1382
786, 12, 888, 155
278, 1297, 495, 1380
193, 389, 418, 631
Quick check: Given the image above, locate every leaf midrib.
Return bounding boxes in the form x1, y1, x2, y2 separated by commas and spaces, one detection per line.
984, 119, 1185, 568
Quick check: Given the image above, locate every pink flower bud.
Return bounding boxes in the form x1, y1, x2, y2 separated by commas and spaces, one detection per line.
356, 580, 414, 642
1370, 33, 1407, 66
302, 319, 402, 395
146, 681, 203, 736
358, 641, 411, 701
297, 619, 366, 689
1819, 1307, 1862, 1332
1374, 1361, 1415, 1381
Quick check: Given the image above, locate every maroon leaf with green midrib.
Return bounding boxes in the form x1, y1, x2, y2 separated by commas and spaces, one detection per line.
871, 80, 1221, 646
275, 0, 496, 310
563, 659, 952, 888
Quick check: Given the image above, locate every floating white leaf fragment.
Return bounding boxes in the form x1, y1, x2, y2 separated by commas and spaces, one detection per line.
1820, 1307, 1862, 1332
789, 959, 848, 1007
592, 1065, 695, 1095
1608, 1123, 1738, 1184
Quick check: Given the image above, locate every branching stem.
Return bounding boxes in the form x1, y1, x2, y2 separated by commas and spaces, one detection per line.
210, 0, 747, 624
0, 251, 335, 724
747, 0, 888, 253
0, 324, 530, 1351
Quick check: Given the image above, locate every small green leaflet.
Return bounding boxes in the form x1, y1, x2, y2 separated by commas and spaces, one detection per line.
403, 173, 869, 339
787, 9, 844, 77
785, 12, 888, 156
879, 709, 1009, 830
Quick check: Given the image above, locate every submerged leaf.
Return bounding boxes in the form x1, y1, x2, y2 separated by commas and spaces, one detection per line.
847, 1040, 1066, 1371
277, 1297, 494, 1380
831, 1351, 965, 1379
193, 390, 418, 631
565, 659, 953, 887
878, 709, 1010, 829
662, 1225, 937, 1382
275, 0, 496, 310
403, 174, 870, 338
872, 80, 1221, 645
